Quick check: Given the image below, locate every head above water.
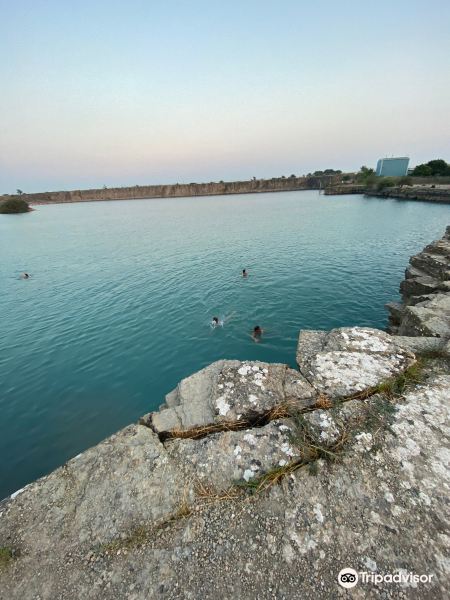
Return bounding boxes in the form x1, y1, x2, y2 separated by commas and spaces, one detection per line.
242, 269, 247, 275
253, 325, 262, 334
212, 317, 219, 324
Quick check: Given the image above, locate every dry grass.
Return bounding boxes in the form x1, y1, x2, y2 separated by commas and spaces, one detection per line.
166, 401, 297, 441
236, 462, 303, 494
166, 398, 336, 442
194, 479, 242, 504
263, 401, 293, 421
166, 419, 251, 441
313, 393, 333, 409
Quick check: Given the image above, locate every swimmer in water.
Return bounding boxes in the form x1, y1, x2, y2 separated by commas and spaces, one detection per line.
242, 268, 248, 277
21, 272, 30, 279
211, 316, 221, 328
210, 312, 236, 329
252, 325, 263, 342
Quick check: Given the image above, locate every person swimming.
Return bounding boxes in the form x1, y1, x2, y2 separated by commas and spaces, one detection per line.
210, 312, 236, 329
21, 272, 30, 279
211, 316, 223, 328
252, 325, 263, 342
242, 268, 248, 277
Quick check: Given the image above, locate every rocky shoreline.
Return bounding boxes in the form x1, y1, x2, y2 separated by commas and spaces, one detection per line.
1, 228, 449, 599
324, 184, 450, 204
366, 187, 450, 204
386, 225, 450, 340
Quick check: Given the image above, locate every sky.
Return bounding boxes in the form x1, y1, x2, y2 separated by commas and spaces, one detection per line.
1, 0, 449, 193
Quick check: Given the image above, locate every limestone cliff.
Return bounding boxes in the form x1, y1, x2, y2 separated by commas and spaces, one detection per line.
1, 176, 338, 206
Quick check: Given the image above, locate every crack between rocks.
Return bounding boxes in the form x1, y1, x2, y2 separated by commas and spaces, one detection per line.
296, 366, 316, 390
148, 384, 384, 445
156, 408, 285, 443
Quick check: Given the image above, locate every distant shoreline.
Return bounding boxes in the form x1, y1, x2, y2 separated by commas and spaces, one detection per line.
2, 175, 338, 207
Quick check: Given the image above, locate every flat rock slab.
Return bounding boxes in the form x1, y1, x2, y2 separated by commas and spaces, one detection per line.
0, 425, 186, 555
296, 327, 415, 399
151, 361, 317, 435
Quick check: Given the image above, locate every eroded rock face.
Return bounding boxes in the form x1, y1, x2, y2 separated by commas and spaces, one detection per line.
296, 327, 415, 398
213, 363, 316, 422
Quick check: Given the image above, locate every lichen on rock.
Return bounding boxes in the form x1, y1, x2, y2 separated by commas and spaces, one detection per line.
296, 327, 415, 399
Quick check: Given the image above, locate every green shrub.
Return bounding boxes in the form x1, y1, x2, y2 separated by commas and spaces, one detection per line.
0, 547, 14, 566
376, 178, 396, 191
0, 197, 30, 214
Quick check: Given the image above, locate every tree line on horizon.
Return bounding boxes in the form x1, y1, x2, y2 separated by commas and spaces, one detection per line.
411, 159, 450, 177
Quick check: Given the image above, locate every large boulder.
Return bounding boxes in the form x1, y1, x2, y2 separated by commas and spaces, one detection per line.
393, 335, 446, 354
149, 360, 317, 435
398, 294, 450, 338
149, 361, 240, 433
296, 327, 415, 399
166, 420, 301, 490
166, 395, 379, 492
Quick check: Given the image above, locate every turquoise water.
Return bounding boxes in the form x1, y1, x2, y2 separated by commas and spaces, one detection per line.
0, 191, 448, 499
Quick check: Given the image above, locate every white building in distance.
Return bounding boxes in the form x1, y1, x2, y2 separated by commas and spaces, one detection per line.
376, 157, 410, 177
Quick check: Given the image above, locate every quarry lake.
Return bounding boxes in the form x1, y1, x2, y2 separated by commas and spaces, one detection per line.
1, 190, 448, 499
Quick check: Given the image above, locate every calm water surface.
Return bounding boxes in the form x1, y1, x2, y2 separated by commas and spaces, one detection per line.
1, 191, 448, 499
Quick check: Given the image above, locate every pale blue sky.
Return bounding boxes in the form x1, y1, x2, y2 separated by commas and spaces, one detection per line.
1, 0, 449, 193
